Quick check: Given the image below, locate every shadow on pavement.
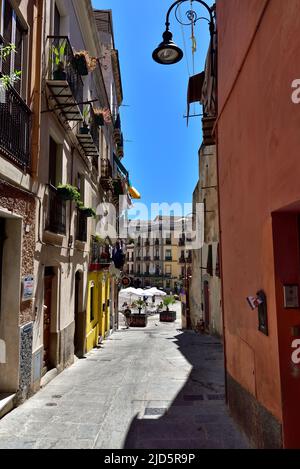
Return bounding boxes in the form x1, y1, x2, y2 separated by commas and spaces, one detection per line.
123, 330, 250, 449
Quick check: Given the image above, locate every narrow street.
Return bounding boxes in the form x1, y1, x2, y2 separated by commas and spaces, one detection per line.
0, 304, 249, 449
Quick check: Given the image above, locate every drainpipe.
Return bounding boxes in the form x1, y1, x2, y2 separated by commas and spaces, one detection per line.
30, 0, 44, 179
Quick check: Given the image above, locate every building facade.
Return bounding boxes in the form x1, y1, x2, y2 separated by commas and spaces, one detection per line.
216, 0, 300, 448
125, 217, 192, 294
0, 0, 43, 409
189, 143, 222, 337
0, 0, 131, 415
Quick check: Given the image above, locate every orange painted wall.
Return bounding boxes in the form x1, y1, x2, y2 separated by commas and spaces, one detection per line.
217, 0, 300, 430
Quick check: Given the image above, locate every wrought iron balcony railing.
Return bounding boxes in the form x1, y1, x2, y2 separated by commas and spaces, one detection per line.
46, 36, 84, 120
76, 209, 87, 242
165, 256, 173, 261
0, 78, 31, 170
46, 185, 66, 235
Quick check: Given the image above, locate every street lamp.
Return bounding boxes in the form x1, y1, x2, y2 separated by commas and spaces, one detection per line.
152, 0, 215, 66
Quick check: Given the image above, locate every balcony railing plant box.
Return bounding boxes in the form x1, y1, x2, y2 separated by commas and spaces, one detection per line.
160, 311, 176, 322
57, 185, 80, 202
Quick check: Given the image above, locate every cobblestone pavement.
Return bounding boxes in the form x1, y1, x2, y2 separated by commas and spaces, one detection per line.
0, 304, 250, 449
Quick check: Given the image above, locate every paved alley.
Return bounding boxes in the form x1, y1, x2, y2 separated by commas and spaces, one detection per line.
0, 306, 249, 449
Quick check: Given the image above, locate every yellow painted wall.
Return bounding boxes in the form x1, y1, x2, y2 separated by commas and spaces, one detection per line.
86, 271, 111, 353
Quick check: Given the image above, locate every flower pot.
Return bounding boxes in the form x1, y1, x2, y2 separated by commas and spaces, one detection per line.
79, 208, 95, 218
79, 125, 90, 135
160, 311, 176, 323
94, 114, 104, 126
73, 54, 89, 76
53, 69, 67, 81
128, 314, 148, 328
57, 187, 77, 201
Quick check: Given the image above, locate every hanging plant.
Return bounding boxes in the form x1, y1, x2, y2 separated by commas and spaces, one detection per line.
93, 108, 105, 126
57, 184, 81, 202
78, 206, 96, 218
73, 50, 97, 74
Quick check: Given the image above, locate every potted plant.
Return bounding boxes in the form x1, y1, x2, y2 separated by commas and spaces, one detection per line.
73, 50, 89, 76
160, 295, 177, 322
52, 41, 67, 80
93, 108, 105, 127
129, 299, 148, 328
78, 206, 96, 218
0, 43, 22, 102
80, 105, 90, 134
57, 184, 80, 202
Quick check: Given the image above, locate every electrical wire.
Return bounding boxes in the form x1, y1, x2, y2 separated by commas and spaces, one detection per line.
178, 4, 191, 77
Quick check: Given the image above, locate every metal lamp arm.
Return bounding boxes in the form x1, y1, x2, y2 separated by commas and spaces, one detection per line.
165, 0, 214, 30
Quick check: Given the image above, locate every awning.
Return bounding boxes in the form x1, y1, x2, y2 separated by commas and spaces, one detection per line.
129, 186, 141, 199
187, 71, 205, 125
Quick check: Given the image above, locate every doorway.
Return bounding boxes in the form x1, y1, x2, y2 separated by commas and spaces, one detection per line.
74, 271, 83, 357
43, 267, 54, 375
203, 280, 210, 332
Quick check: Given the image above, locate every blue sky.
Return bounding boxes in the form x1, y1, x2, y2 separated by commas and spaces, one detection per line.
92, 0, 211, 218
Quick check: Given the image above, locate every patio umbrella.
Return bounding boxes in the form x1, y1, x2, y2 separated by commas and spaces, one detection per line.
147, 288, 167, 297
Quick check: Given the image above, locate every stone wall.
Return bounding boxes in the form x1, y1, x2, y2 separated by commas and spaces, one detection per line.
0, 181, 36, 325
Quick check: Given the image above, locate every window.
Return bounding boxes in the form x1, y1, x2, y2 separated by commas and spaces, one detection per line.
49, 137, 59, 186
166, 249, 172, 259
165, 265, 171, 274
1, 0, 26, 96
54, 4, 61, 36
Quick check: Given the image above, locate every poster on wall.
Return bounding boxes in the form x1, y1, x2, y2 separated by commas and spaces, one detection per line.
22, 276, 35, 302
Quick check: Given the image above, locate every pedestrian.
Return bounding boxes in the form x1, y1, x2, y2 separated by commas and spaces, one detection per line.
123, 307, 131, 329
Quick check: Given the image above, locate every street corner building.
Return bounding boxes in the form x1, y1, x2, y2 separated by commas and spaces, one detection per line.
0, 0, 131, 416
216, 0, 300, 449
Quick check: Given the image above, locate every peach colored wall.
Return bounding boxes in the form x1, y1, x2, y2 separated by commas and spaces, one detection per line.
216, 0, 300, 424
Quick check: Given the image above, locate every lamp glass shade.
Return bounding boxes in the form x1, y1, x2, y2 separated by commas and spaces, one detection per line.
152, 30, 183, 65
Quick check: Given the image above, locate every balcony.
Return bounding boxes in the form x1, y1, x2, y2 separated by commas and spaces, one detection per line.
179, 256, 186, 264
154, 256, 160, 261
46, 186, 66, 235
46, 36, 83, 121
155, 239, 159, 246
179, 238, 185, 246
144, 256, 151, 262
89, 238, 112, 271
76, 209, 87, 242
165, 239, 172, 245
136, 256, 141, 261
165, 256, 173, 261
100, 158, 113, 191
77, 106, 100, 158
0, 78, 31, 170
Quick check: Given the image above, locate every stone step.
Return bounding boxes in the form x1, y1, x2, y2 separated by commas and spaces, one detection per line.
0, 393, 16, 419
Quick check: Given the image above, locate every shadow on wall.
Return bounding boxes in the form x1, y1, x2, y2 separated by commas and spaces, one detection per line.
123, 331, 246, 450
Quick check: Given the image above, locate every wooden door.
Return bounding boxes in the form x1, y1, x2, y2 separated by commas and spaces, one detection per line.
43, 271, 53, 373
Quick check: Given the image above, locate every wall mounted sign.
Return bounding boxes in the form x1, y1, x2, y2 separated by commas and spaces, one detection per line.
22, 276, 35, 301
283, 285, 299, 309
